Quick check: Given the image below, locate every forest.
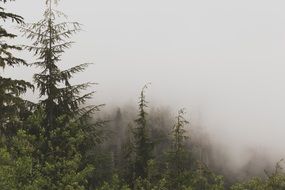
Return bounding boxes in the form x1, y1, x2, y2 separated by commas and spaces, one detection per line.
1, 0, 285, 189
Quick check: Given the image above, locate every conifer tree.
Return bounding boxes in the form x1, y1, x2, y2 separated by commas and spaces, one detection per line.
133, 84, 153, 179
166, 108, 191, 189
121, 123, 135, 187
0, 0, 33, 136
21, 0, 97, 130
109, 108, 124, 171
171, 108, 189, 175
20, 0, 101, 188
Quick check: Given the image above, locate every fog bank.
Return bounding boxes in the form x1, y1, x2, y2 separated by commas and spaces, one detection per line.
4, 0, 285, 176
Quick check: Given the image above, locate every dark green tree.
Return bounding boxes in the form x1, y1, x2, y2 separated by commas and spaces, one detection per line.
166, 108, 191, 189
231, 160, 285, 190
0, 0, 33, 136
133, 84, 154, 179
171, 109, 189, 175
120, 123, 135, 187
21, 0, 96, 129
20, 0, 102, 189
190, 161, 224, 190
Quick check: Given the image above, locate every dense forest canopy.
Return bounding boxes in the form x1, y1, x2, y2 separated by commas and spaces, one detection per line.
0, 0, 285, 190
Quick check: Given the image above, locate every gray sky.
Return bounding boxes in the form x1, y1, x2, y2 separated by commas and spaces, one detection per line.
5, 0, 285, 168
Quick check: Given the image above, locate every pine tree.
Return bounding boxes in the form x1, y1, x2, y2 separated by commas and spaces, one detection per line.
21, 0, 97, 129
133, 84, 153, 179
121, 123, 135, 187
0, 0, 33, 136
166, 108, 191, 189
20, 0, 102, 189
171, 108, 189, 175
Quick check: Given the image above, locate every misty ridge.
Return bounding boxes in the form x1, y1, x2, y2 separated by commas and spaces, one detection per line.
2, 0, 285, 190
95, 91, 283, 184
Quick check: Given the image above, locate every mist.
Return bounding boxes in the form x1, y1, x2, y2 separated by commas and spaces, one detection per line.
4, 0, 285, 179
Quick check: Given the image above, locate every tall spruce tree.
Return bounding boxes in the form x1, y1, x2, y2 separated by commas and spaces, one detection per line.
20, 0, 101, 189
0, 0, 33, 136
166, 108, 191, 189
121, 123, 135, 187
133, 84, 153, 179
171, 108, 189, 175
0, 1, 39, 189
21, 0, 96, 129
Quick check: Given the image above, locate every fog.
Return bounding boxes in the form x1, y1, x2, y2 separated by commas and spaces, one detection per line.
5, 0, 285, 175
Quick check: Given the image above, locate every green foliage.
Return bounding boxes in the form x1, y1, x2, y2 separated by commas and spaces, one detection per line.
190, 161, 224, 190
0, 130, 45, 190
0, 114, 95, 190
231, 160, 285, 190
230, 178, 266, 190
20, 109, 94, 190
96, 175, 131, 190
132, 177, 169, 190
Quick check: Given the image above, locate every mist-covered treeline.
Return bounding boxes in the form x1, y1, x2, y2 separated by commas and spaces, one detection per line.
1, 0, 285, 189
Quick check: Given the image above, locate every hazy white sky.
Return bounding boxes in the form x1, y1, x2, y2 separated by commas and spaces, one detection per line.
5, 0, 285, 165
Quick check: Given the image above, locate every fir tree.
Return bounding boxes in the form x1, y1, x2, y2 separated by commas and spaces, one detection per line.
0, 0, 33, 136
133, 84, 153, 179
20, 0, 96, 129
166, 108, 191, 189
121, 123, 135, 187
20, 0, 102, 188
171, 108, 189, 175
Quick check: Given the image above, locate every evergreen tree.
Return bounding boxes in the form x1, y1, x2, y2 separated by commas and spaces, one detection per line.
190, 161, 224, 190
171, 108, 189, 175
21, 0, 96, 130
120, 123, 135, 187
133, 84, 153, 179
231, 160, 285, 190
20, 0, 102, 189
166, 108, 191, 189
112, 108, 123, 168
0, 0, 33, 136
96, 175, 131, 190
